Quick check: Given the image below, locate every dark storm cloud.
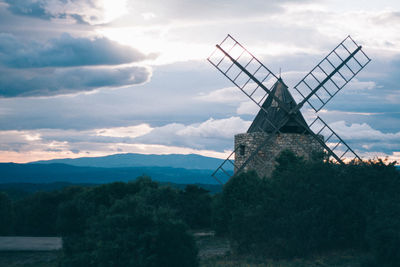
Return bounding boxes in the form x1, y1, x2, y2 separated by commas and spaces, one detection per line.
0, 31, 153, 97
0, 66, 151, 97
0, 33, 148, 68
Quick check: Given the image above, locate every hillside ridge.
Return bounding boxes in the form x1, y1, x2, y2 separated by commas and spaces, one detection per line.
30, 153, 232, 170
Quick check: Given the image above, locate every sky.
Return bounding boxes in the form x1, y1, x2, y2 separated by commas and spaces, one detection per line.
0, 0, 399, 163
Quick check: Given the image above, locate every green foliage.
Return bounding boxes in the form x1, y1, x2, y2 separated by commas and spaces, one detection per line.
2, 176, 206, 266
12, 187, 84, 236
3, 156, 399, 265
9, 176, 212, 237
61, 199, 198, 267
363, 162, 400, 267
179, 185, 212, 229
217, 171, 264, 245
215, 151, 400, 261
58, 177, 199, 267
0, 192, 13, 235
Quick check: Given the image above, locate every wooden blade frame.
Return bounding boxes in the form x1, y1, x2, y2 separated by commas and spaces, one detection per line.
293, 35, 371, 112
208, 35, 370, 183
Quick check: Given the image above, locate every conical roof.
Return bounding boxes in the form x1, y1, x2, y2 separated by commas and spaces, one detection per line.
247, 78, 310, 133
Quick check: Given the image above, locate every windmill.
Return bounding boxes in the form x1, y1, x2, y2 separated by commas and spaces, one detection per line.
208, 35, 371, 184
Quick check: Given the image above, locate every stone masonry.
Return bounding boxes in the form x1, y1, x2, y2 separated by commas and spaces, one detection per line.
234, 132, 323, 178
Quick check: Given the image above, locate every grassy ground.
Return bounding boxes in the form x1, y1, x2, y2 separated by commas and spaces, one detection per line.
0, 251, 59, 267
200, 251, 368, 267
196, 232, 368, 267
0, 250, 369, 267
0, 234, 369, 266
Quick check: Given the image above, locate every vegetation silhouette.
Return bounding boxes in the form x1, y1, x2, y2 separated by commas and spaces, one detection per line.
214, 151, 400, 266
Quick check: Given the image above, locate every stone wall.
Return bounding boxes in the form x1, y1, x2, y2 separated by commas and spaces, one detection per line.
234, 132, 323, 178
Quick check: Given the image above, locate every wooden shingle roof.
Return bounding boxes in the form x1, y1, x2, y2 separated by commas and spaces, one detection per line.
247, 78, 310, 134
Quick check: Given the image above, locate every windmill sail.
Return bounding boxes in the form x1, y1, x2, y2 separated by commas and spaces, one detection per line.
308, 116, 361, 163
208, 34, 279, 105
294, 36, 371, 112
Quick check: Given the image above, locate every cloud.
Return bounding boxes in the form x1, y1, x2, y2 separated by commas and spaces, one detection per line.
0, 32, 154, 97
4, 0, 52, 19
121, 0, 309, 25
0, 118, 398, 164
371, 10, 400, 25
3, 0, 107, 24
330, 121, 400, 142
197, 87, 244, 104
0, 125, 231, 163
95, 124, 153, 138
328, 121, 400, 154
3, 0, 311, 27
236, 101, 259, 115
344, 79, 378, 91
0, 33, 149, 68
0, 117, 250, 153
132, 117, 251, 151
0, 65, 151, 97
177, 117, 251, 138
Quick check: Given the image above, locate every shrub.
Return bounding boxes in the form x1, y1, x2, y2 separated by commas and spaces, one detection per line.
0, 192, 13, 235
215, 150, 400, 259
59, 178, 199, 267
60, 198, 198, 267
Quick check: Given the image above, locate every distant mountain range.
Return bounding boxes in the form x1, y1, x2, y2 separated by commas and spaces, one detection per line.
0, 153, 232, 185
31, 153, 232, 170
0, 153, 398, 187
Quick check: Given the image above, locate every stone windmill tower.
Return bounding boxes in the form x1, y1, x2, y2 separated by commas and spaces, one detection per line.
207, 35, 371, 183
234, 78, 322, 178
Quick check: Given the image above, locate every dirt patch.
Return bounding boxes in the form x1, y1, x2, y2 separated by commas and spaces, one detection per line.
0, 237, 62, 251
193, 231, 230, 259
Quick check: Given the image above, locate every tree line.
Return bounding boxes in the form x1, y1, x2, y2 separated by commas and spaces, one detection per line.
0, 151, 399, 266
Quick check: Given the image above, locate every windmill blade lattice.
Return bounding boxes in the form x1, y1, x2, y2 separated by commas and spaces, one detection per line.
308, 116, 361, 163
294, 36, 371, 112
208, 34, 279, 105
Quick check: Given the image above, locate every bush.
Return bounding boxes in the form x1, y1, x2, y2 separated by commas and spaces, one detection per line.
0, 192, 13, 235
365, 178, 400, 266
59, 178, 199, 267
214, 150, 400, 259
178, 185, 212, 229
61, 198, 198, 267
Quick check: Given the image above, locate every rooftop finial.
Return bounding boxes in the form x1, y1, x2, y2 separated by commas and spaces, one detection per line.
279, 67, 281, 78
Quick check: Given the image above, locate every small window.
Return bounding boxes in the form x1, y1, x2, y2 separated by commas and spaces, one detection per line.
239, 145, 245, 156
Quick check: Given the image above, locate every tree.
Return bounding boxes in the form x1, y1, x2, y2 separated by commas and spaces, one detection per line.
59, 178, 199, 267
0, 192, 13, 235
178, 185, 212, 229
